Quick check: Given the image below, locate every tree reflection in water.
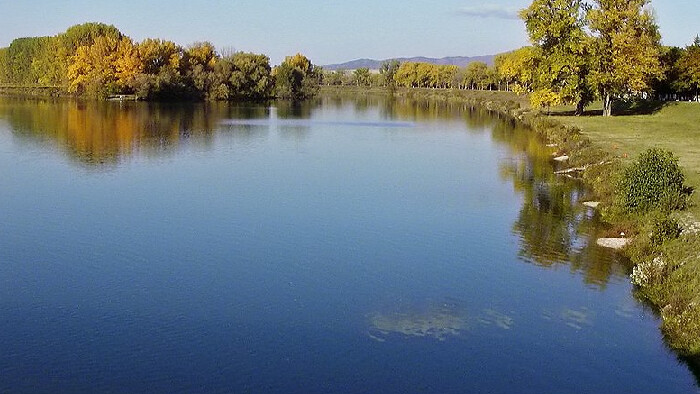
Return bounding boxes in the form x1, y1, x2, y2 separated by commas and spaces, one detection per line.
0, 94, 629, 288
321, 92, 629, 289
0, 98, 271, 166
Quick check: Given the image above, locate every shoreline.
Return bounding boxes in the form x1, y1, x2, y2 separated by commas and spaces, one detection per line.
321, 86, 700, 361
3, 85, 699, 360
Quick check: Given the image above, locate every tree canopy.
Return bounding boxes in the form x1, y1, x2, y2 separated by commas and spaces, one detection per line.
588, 0, 663, 115
0, 23, 316, 101
273, 53, 321, 100
521, 0, 663, 115
521, 0, 593, 114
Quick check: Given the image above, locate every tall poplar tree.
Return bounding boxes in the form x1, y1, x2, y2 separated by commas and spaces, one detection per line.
587, 0, 663, 116
521, 0, 593, 115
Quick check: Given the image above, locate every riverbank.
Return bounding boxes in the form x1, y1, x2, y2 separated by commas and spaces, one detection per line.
550, 100, 700, 357
321, 86, 700, 358
0, 85, 68, 98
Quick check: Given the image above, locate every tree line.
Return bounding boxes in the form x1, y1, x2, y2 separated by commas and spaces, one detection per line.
0, 23, 321, 100
323, 60, 505, 91
324, 0, 699, 117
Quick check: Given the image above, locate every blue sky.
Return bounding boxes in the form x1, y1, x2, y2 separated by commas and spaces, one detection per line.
1, 0, 698, 65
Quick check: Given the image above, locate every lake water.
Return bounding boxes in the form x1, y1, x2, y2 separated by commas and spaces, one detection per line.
0, 95, 698, 393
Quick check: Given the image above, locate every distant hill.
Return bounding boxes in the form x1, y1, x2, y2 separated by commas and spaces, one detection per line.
323, 55, 495, 71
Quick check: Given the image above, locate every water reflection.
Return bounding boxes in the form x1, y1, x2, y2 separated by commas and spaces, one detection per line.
0, 98, 270, 166
0, 94, 631, 287
318, 92, 631, 289
322, 91, 632, 289
367, 304, 518, 342
542, 307, 595, 330
368, 302, 468, 342
1, 93, 698, 388
488, 115, 628, 288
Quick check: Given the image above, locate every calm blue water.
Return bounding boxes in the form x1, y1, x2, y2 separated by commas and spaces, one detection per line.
0, 96, 697, 393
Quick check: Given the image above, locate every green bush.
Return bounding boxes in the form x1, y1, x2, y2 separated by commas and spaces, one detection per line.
650, 214, 682, 246
617, 148, 689, 213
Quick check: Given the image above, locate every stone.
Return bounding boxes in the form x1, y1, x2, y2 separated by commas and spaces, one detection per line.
596, 238, 631, 249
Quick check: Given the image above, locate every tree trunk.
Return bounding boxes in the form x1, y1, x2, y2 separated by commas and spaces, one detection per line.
602, 92, 612, 117
575, 99, 585, 116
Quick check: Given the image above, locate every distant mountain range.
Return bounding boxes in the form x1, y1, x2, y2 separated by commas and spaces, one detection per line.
322, 55, 495, 71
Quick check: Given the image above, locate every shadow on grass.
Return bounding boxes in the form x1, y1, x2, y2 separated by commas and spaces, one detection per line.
614, 100, 669, 115
550, 100, 669, 117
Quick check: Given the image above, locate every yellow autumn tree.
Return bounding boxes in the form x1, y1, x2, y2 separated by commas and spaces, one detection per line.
68, 35, 145, 95
68, 35, 120, 95
114, 37, 142, 90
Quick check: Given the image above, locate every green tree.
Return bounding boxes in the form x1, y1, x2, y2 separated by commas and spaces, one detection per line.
0, 48, 9, 83
227, 52, 273, 99
652, 46, 684, 100
521, 0, 593, 115
4, 37, 47, 84
274, 53, 320, 100
379, 60, 400, 88
325, 69, 348, 86
587, 0, 663, 116
60, 22, 122, 53
131, 39, 187, 100
29, 37, 66, 86
182, 42, 218, 98
352, 67, 371, 87
676, 37, 700, 101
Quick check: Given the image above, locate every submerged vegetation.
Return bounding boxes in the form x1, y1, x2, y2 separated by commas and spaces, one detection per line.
0, 23, 321, 100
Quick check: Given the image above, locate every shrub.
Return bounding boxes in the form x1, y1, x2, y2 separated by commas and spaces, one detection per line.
617, 148, 689, 213
650, 215, 682, 246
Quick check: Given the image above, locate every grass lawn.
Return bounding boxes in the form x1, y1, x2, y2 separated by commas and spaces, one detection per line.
551, 101, 700, 216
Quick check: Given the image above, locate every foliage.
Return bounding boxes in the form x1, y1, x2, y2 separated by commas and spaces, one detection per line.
675, 38, 700, 99
379, 60, 400, 88
494, 47, 538, 93
324, 69, 349, 86
0, 23, 312, 101
3, 37, 50, 84
226, 52, 273, 99
617, 148, 689, 214
274, 53, 321, 100
587, 0, 664, 116
649, 214, 682, 246
521, 0, 593, 114
520, 0, 663, 116
529, 88, 562, 111
394, 62, 473, 89
352, 67, 372, 87
68, 35, 126, 96
463, 62, 494, 90
651, 46, 684, 99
